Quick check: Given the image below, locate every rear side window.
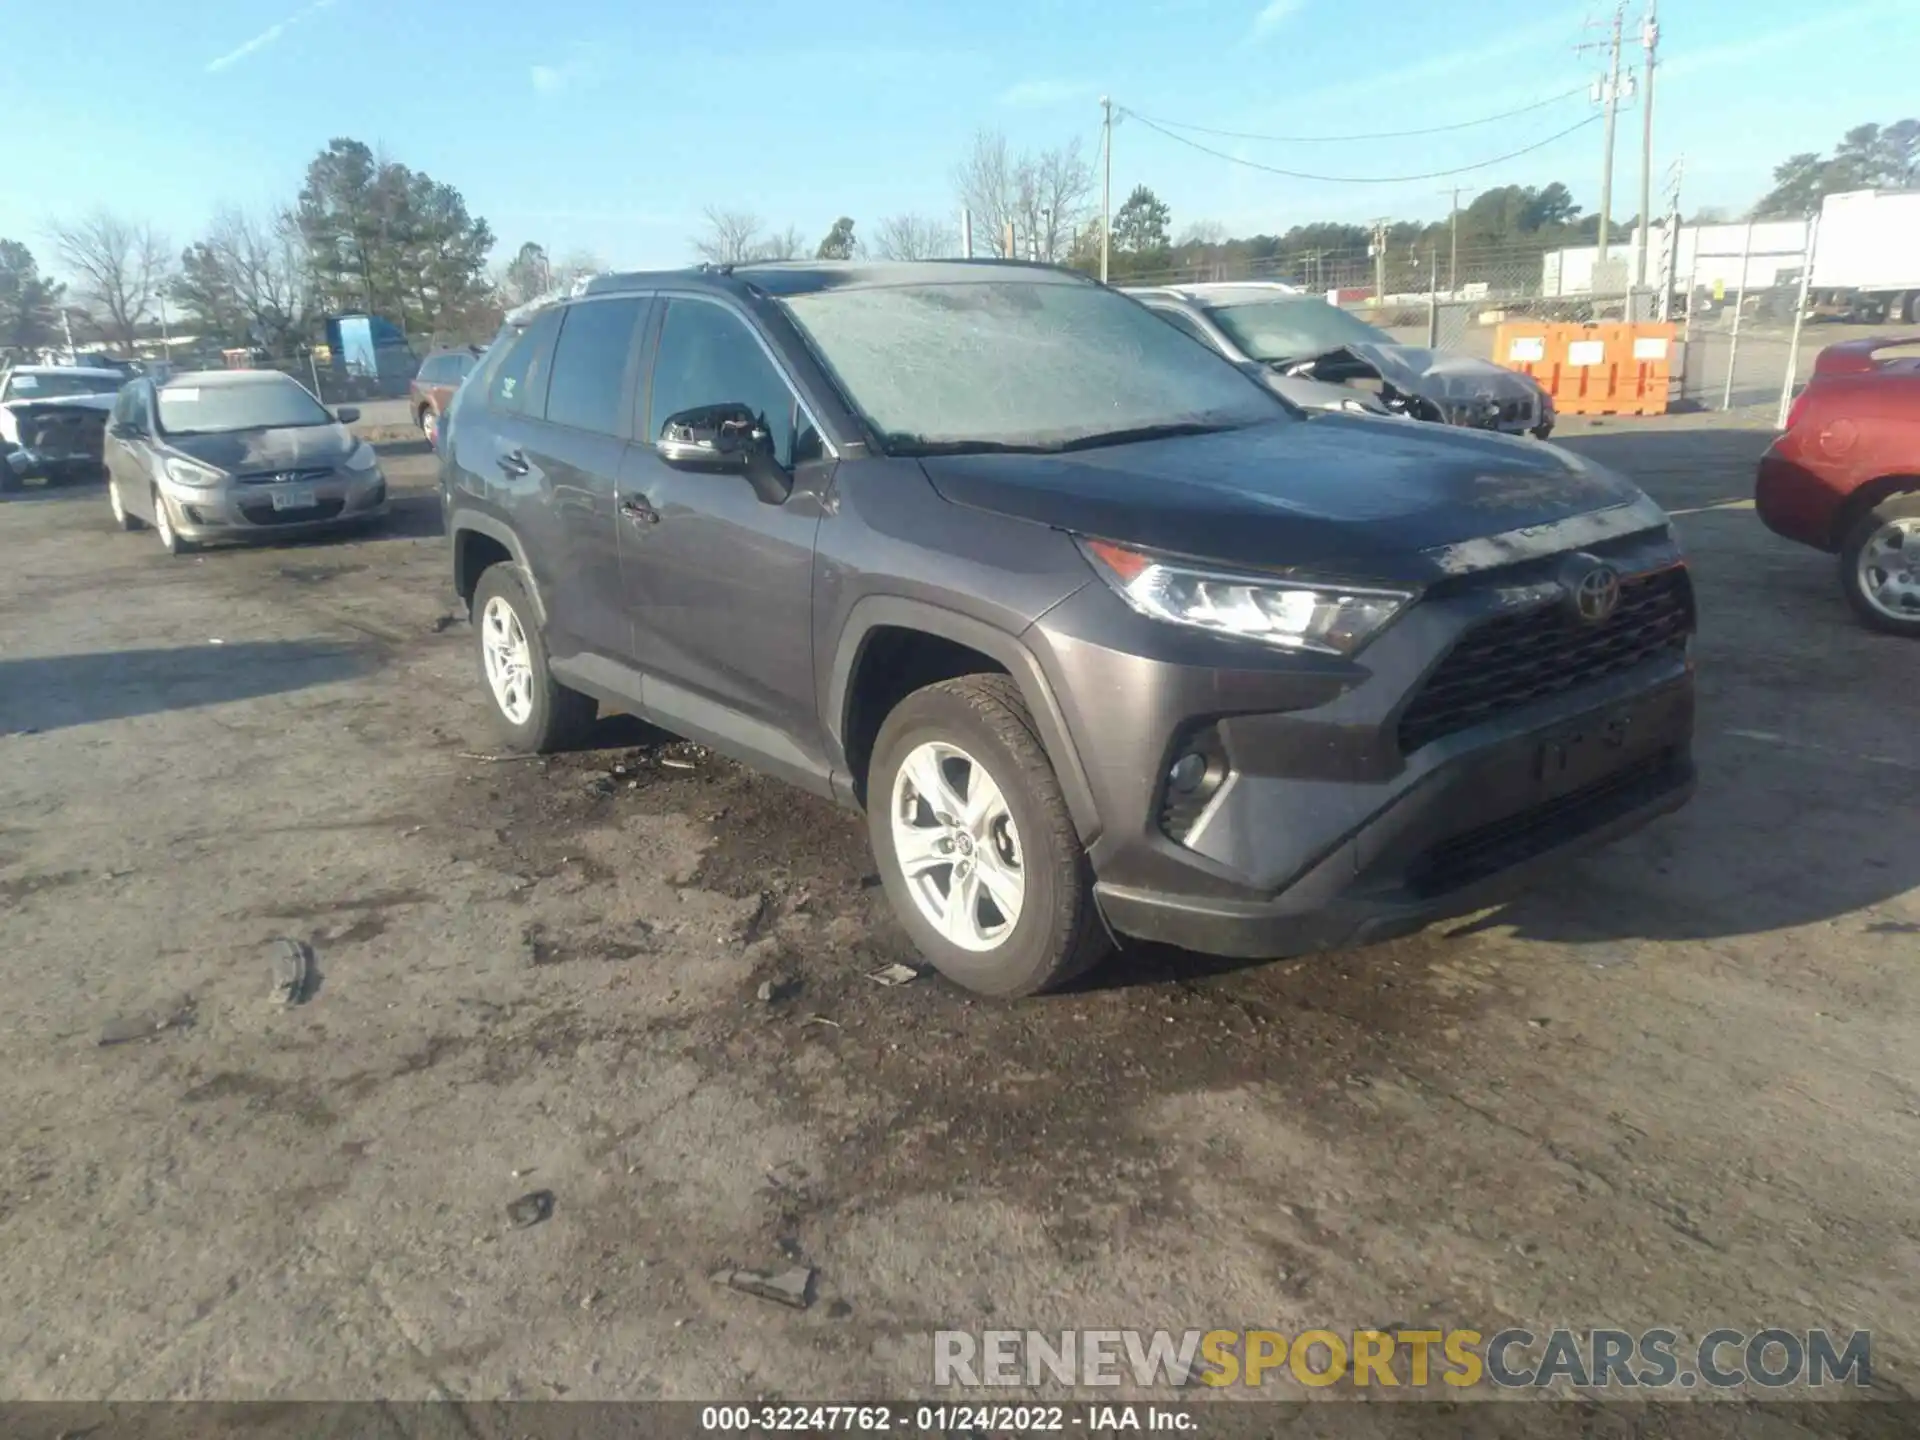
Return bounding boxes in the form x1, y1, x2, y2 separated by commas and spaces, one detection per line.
543, 297, 647, 437
487, 309, 562, 416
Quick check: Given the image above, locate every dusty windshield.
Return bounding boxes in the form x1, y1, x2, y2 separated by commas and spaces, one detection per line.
157, 379, 334, 436
780, 279, 1284, 454
1208, 299, 1393, 364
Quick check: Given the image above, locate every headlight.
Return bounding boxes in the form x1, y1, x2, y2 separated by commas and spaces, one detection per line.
344, 441, 379, 471
1078, 538, 1412, 656
162, 456, 225, 488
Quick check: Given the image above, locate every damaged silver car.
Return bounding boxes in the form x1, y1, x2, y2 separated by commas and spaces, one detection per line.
1128, 283, 1554, 439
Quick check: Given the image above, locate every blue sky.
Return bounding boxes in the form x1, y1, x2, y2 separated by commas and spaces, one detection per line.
5, 0, 1913, 280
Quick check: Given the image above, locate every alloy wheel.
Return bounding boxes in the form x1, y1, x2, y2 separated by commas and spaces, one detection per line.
480, 595, 535, 725
1856, 517, 1920, 622
889, 740, 1025, 952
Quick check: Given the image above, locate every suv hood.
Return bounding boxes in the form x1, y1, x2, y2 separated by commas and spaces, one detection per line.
918, 416, 1662, 584
164, 423, 356, 473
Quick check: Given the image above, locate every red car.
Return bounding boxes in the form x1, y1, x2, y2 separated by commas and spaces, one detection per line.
1757, 335, 1920, 634
408, 348, 481, 448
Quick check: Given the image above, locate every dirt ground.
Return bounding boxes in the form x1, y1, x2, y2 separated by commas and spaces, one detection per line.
1, 418, 1917, 1412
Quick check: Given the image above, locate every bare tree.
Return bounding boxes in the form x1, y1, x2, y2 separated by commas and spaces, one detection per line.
952, 130, 1095, 262
53, 210, 169, 350
873, 213, 959, 261
552, 249, 605, 290
954, 131, 1018, 257
1021, 137, 1095, 263
693, 206, 765, 264
1176, 219, 1228, 248
753, 225, 806, 262
174, 208, 310, 355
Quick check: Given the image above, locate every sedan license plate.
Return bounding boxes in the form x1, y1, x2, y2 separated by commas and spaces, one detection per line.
270, 485, 317, 512
1532, 711, 1635, 800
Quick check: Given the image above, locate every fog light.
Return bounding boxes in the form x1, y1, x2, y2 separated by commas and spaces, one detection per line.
1158, 726, 1230, 844
1168, 752, 1208, 793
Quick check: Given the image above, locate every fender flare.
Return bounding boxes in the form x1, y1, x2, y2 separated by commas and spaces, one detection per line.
827, 596, 1102, 843
449, 508, 547, 627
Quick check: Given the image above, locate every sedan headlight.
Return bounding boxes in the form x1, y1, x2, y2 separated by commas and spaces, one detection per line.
1078, 538, 1412, 656
344, 441, 379, 472
163, 456, 225, 488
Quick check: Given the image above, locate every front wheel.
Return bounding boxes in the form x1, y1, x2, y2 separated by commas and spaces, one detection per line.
867, 674, 1109, 998
470, 563, 597, 751
109, 479, 142, 531
152, 489, 195, 555
1840, 492, 1920, 635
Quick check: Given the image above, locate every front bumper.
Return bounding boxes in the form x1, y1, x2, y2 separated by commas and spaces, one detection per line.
1027, 530, 1694, 960
166, 471, 389, 540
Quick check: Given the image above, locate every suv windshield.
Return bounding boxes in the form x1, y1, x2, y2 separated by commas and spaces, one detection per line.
157, 379, 334, 436
1207, 299, 1393, 365
779, 279, 1283, 454
6, 372, 124, 401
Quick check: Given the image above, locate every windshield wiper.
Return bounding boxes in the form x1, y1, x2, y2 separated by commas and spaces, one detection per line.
1053, 421, 1240, 452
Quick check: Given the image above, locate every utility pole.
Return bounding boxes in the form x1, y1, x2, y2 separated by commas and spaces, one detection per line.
1444, 187, 1462, 293
1586, 2, 1629, 270
1370, 219, 1389, 310
1636, 0, 1660, 289
1100, 96, 1113, 285
61, 307, 76, 362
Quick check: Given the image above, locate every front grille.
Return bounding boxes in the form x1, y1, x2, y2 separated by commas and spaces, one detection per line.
1398, 567, 1692, 753
1408, 749, 1681, 896
239, 498, 345, 526
236, 467, 334, 486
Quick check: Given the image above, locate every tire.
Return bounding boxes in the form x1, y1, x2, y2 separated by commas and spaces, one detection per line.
152, 488, 195, 555
1839, 490, 1920, 635
109, 479, 142, 531
867, 674, 1109, 998
1531, 421, 1555, 440
1904, 292, 1920, 327
470, 563, 597, 752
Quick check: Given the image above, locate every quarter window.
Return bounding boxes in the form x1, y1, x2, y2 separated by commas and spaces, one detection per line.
487, 308, 562, 416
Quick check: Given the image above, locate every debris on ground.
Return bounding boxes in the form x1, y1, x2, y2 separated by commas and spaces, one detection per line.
430, 613, 462, 634
866, 962, 921, 987
506, 1190, 555, 1228
802, 1014, 842, 1029
756, 976, 801, 1003
713, 1264, 814, 1310
268, 938, 314, 1006
737, 891, 778, 946
98, 996, 197, 1047
659, 758, 696, 771
458, 751, 544, 763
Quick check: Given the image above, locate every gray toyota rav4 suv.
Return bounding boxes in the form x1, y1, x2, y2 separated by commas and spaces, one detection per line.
442, 260, 1695, 997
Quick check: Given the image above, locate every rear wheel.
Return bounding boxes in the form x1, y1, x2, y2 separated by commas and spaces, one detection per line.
1840, 491, 1920, 635
471, 563, 597, 752
867, 674, 1109, 998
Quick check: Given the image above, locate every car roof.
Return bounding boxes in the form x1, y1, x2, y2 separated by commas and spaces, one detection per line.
1125, 282, 1305, 307
575, 258, 1092, 304
8, 365, 128, 380
156, 369, 308, 389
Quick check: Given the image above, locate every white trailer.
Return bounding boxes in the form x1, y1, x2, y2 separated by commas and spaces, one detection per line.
1811, 189, 1920, 325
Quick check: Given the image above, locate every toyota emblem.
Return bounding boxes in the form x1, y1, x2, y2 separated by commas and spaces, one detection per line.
1573, 564, 1622, 624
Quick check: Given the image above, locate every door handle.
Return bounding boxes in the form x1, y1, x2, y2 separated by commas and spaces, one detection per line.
621, 496, 660, 525
496, 449, 529, 477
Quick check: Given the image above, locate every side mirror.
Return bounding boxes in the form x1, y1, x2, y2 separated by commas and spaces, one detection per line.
334, 405, 362, 424
657, 403, 791, 505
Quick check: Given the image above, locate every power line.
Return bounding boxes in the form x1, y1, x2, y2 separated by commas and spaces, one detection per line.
1123, 87, 1587, 144
1117, 108, 1604, 184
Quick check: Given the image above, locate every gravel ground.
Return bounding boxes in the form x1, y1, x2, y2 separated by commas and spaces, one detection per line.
0, 418, 1916, 1411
